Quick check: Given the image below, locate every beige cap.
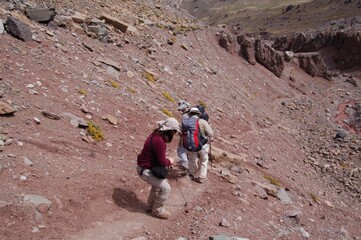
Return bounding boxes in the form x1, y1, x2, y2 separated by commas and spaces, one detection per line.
189, 107, 201, 115
157, 117, 180, 132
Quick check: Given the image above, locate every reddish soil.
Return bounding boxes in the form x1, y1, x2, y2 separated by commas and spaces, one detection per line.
0, 1, 360, 240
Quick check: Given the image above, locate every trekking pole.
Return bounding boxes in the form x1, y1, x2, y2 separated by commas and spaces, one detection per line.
209, 137, 212, 171
175, 177, 188, 206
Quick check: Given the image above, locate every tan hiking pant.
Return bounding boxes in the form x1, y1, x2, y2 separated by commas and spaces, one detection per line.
137, 166, 171, 214
188, 143, 209, 179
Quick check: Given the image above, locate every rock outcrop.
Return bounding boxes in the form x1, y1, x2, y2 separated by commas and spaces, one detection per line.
255, 39, 284, 77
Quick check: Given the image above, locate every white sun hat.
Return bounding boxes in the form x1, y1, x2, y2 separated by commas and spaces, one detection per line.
157, 117, 180, 132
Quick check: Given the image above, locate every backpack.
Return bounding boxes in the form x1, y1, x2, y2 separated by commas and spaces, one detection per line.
197, 105, 209, 122
182, 116, 205, 152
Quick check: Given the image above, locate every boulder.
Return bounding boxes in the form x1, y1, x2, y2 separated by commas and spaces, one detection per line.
219, 32, 231, 51
255, 39, 284, 77
25, 8, 56, 23
99, 14, 127, 32
0, 19, 4, 34
296, 52, 328, 78
237, 34, 256, 65
5, 16, 32, 42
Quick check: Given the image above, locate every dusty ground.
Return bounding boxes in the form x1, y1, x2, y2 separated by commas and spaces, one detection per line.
0, 0, 360, 240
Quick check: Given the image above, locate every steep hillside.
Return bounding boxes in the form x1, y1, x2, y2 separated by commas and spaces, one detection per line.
0, 0, 360, 240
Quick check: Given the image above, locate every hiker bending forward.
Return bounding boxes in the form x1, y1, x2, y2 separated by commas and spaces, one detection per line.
182, 107, 214, 183
136, 117, 180, 219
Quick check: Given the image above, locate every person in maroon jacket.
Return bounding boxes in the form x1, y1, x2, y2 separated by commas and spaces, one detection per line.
137, 117, 180, 219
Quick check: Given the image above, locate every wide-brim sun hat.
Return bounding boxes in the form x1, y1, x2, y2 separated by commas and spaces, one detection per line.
177, 100, 191, 111
157, 117, 180, 132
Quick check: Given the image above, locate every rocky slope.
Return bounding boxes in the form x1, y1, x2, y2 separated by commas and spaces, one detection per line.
0, 0, 360, 240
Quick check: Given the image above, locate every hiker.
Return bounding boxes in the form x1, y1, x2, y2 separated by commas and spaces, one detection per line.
182, 107, 213, 183
177, 100, 191, 171
136, 117, 180, 219
196, 105, 209, 122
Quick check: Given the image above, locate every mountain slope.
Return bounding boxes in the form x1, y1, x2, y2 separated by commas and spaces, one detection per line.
180, 0, 361, 35
0, 0, 360, 239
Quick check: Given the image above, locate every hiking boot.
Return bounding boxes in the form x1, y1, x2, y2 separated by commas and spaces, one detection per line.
197, 177, 207, 183
153, 211, 171, 219
189, 174, 195, 180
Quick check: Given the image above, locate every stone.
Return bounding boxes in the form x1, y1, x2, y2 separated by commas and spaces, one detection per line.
23, 156, 34, 166
41, 111, 60, 120
0, 200, 11, 208
71, 12, 88, 24
255, 39, 284, 77
61, 112, 88, 128
254, 185, 268, 199
96, 57, 120, 71
6, 16, 33, 42
238, 34, 256, 65
219, 218, 231, 227
0, 100, 16, 115
99, 14, 130, 33
298, 227, 310, 238
219, 32, 232, 51
253, 181, 278, 197
0, 19, 4, 34
105, 115, 118, 125
36, 203, 51, 213
106, 66, 120, 79
334, 129, 347, 139
127, 71, 135, 78
55, 43, 68, 52
24, 195, 52, 209
284, 209, 302, 217
277, 188, 291, 204
25, 8, 56, 23
34, 117, 41, 124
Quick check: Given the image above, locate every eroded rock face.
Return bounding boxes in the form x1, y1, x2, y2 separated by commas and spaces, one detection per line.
272, 30, 361, 70
237, 34, 256, 65
219, 32, 232, 51
255, 39, 284, 77
295, 52, 328, 78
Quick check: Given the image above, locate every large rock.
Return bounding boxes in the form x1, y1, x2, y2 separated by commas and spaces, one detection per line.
99, 13, 133, 33
0, 19, 4, 34
219, 32, 232, 51
25, 8, 56, 23
296, 52, 328, 78
237, 34, 256, 65
5, 16, 32, 42
255, 39, 284, 77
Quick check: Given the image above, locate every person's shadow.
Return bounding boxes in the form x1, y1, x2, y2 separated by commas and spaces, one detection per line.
112, 188, 146, 213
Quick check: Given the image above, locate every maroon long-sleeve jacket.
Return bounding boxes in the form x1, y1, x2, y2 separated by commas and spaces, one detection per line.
137, 133, 171, 169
